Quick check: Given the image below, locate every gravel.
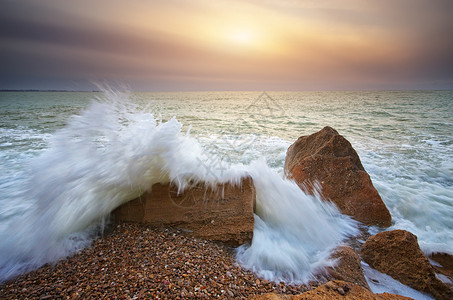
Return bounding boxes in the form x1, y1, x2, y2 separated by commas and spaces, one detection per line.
0, 223, 321, 299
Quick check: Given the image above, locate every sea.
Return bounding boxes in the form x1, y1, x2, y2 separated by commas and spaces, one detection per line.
0, 89, 452, 298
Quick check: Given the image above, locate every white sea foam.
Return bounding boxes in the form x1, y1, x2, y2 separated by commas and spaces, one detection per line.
237, 161, 358, 283
362, 262, 434, 300
359, 146, 453, 255
0, 90, 358, 282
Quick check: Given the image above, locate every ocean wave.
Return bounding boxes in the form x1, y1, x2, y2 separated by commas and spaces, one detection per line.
0, 89, 358, 283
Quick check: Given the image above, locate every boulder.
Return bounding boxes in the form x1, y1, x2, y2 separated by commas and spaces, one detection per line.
327, 246, 370, 290
251, 281, 410, 299
361, 230, 453, 300
112, 177, 255, 246
284, 126, 391, 227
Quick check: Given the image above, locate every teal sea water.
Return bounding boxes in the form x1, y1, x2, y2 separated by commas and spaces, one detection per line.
0, 90, 452, 297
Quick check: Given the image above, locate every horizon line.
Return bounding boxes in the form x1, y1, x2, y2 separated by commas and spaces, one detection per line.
2, 88, 453, 93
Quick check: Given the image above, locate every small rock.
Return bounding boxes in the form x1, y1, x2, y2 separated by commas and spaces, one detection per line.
327, 245, 370, 289
325, 281, 335, 290
361, 230, 453, 300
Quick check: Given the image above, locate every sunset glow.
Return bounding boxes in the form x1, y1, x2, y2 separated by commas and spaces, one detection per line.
229, 29, 255, 45
1, 0, 452, 91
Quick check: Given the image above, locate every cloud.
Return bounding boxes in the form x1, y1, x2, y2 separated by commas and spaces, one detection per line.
1, 0, 452, 90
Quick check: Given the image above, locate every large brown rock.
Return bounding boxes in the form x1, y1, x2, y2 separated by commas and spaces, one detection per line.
112, 177, 255, 246
251, 281, 410, 300
327, 246, 370, 290
361, 230, 453, 300
284, 126, 391, 227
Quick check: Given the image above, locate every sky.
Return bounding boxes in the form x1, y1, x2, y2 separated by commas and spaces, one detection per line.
1, 0, 453, 91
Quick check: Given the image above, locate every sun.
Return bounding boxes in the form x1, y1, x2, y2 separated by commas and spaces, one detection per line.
200, 22, 267, 52
231, 30, 253, 44
228, 29, 257, 46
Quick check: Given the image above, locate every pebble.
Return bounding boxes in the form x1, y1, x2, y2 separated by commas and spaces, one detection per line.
0, 223, 319, 299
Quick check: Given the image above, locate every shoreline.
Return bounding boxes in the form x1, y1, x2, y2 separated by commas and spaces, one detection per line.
0, 223, 321, 299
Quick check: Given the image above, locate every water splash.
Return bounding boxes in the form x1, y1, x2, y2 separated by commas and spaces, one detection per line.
0, 90, 358, 282
238, 161, 358, 283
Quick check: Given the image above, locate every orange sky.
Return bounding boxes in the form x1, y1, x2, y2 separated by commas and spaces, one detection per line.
1, 0, 452, 91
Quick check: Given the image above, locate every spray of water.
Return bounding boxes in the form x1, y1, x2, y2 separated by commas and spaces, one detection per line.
0, 90, 358, 282
239, 163, 358, 283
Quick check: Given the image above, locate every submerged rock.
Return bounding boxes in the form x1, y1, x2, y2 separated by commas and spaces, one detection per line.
361, 230, 453, 300
284, 126, 391, 227
327, 246, 370, 290
112, 177, 255, 246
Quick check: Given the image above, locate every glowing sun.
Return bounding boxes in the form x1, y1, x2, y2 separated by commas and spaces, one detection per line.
228, 29, 256, 45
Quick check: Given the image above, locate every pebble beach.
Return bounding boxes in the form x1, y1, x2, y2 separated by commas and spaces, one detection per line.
0, 223, 320, 299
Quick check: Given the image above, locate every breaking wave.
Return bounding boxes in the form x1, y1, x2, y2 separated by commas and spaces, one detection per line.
0, 90, 357, 282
